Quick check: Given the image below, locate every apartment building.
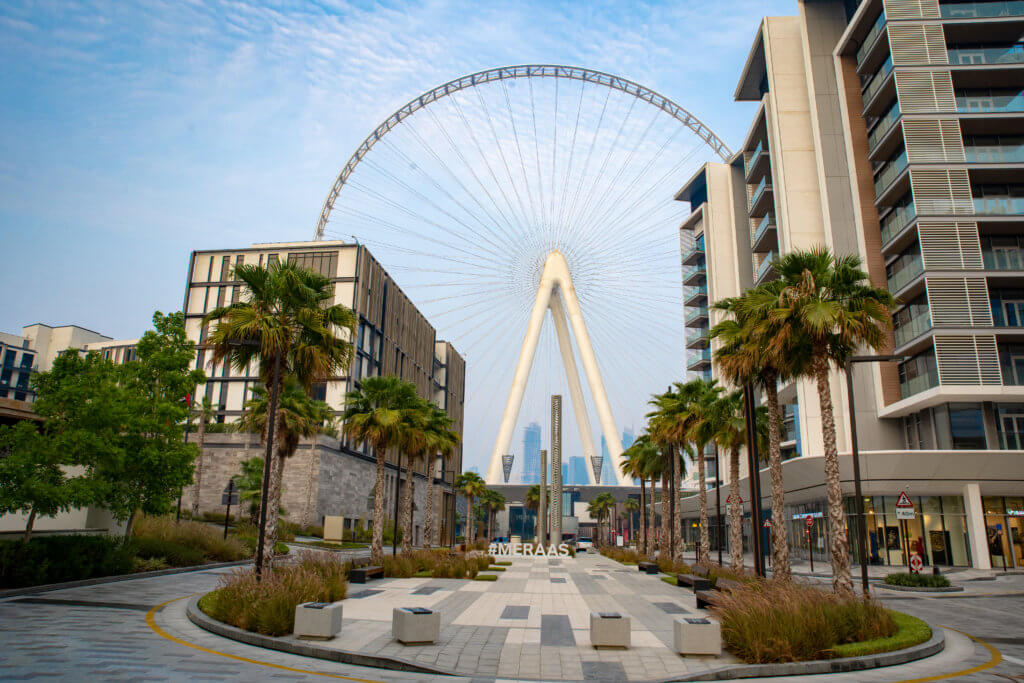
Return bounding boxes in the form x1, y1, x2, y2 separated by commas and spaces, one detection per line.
676, 0, 1024, 570
181, 240, 465, 543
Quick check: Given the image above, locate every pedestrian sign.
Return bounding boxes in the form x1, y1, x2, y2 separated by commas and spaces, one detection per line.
726, 494, 743, 504
895, 491, 913, 508
805, 514, 814, 528
909, 554, 923, 573
763, 519, 771, 529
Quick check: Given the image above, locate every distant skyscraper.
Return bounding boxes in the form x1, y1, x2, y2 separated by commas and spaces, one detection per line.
568, 456, 587, 485
622, 427, 635, 450
562, 462, 568, 485
521, 421, 541, 484
599, 435, 616, 485
468, 465, 480, 474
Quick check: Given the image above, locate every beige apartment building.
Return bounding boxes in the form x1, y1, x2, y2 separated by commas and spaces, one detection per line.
677, 0, 1024, 570
181, 240, 465, 544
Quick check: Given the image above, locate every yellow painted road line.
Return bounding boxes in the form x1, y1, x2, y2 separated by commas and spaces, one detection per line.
145, 596, 387, 683
887, 625, 1002, 683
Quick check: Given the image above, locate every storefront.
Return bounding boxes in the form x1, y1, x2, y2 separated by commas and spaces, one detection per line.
983, 496, 1024, 569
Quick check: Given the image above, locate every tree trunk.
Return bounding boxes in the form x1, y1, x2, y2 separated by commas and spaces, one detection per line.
260, 449, 285, 573
191, 417, 206, 518
673, 446, 683, 562
400, 460, 414, 553
639, 479, 647, 555
467, 495, 475, 544
660, 472, 670, 559
302, 430, 320, 529
814, 355, 853, 594
650, 477, 658, 555
629, 507, 634, 547
697, 447, 710, 564
124, 509, 139, 542
370, 446, 387, 564
424, 462, 436, 548
728, 446, 743, 571
24, 508, 37, 543
764, 375, 791, 580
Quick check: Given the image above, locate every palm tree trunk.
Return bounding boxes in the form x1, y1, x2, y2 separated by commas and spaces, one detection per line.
371, 446, 387, 564
24, 508, 37, 543
262, 448, 285, 572
728, 446, 743, 571
467, 495, 475, 544
650, 477, 658, 555
191, 417, 206, 518
672, 446, 683, 563
400, 461, 414, 553
764, 376, 791, 580
639, 479, 647, 555
814, 355, 853, 594
629, 507, 635, 547
302, 430, 320, 529
660, 472, 670, 559
697, 449, 710, 564
424, 463, 436, 548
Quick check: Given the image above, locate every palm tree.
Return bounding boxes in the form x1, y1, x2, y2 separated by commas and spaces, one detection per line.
755, 248, 894, 593
423, 405, 459, 548
623, 498, 640, 546
190, 397, 215, 518
711, 282, 803, 579
525, 483, 546, 542
481, 489, 506, 541
685, 379, 724, 564
236, 457, 265, 524
235, 376, 329, 546
620, 437, 655, 553
203, 260, 356, 572
341, 376, 421, 564
589, 492, 616, 546
455, 471, 486, 544
398, 398, 433, 553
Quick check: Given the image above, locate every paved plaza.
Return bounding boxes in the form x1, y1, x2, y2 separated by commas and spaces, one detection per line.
2, 549, 1024, 681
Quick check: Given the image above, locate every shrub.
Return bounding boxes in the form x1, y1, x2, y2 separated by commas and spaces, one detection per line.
600, 547, 649, 565
134, 515, 248, 562
133, 556, 170, 572
130, 537, 205, 567
0, 535, 135, 588
382, 554, 419, 578
833, 611, 931, 658
199, 551, 347, 636
709, 580, 896, 663
473, 573, 498, 581
884, 572, 950, 588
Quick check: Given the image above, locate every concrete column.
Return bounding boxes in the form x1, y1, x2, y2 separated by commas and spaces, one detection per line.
551, 395, 563, 545
963, 482, 991, 570
539, 449, 547, 546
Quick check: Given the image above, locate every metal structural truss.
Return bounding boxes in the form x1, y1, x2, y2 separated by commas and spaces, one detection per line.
313, 64, 732, 239
485, 251, 629, 486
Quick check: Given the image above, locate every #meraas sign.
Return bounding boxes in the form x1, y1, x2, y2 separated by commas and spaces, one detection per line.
489, 542, 570, 557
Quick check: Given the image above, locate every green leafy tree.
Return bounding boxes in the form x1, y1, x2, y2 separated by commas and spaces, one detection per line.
454, 471, 486, 544
190, 397, 216, 518
236, 457, 266, 523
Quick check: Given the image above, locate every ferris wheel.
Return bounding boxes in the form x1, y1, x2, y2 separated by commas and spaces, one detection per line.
316, 65, 730, 485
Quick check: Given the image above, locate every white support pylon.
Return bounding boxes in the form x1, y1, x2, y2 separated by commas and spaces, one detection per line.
486, 251, 628, 486
550, 291, 599, 485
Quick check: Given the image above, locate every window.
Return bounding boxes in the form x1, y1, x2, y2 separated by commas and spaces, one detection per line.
19, 353, 33, 369
948, 404, 986, 449
996, 404, 1024, 449
288, 251, 338, 277
3, 350, 15, 367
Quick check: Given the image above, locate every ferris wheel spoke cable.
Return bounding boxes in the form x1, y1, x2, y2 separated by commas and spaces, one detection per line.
561, 85, 614, 243
498, 79, 542, 233
553, 80, 587, 246
526, 77, 548, 233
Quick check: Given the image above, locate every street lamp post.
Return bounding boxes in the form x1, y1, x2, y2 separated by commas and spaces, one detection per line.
845, 354, 907, 596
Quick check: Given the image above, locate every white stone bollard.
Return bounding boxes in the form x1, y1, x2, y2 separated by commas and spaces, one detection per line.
590, 611, 630, 648
673, 617, 721, 656
294, 602, 343, 640
392, 607, 441, 644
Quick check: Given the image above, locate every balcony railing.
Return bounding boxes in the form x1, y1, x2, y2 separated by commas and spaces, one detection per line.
949, 45, 1024, 65
984, 247, 1024, 270
753, 213, 776, 247
940, 0, 1024, 18
974, 196, 1024, 215
683, 263, 707, 283
874, 149, 908, 196
862, 56, 893, 105
685, 307, 709, 325
880, 201, 917, 245
900, 370, 939, 399
756, 251, 779, 282
958, 93, 1024, 113
687, 350, 712, 367
745, 140, 767, 176
685, 284, 708, 301
749, 176, 771, 211
966, 144, 1024, 163
894, 313, 932, 347
868, 101, 901, 152
887, 257, 924, 292
857, 10, 887, 66
685, 330, 709, 348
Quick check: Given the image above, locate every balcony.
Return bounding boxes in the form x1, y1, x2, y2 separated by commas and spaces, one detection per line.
887, 256, 924, 293
966, 144, 1024, 163
874, 149, 908, 197
686, 306, 709, 326
682, 243, 705, 266
880, 201, 917, 247
856, 10, 887, 68
958, 93, 1024, 114
684, 285, 708, 306
949, 45, 1024, 66
687, 350, 712, 371
940, 1, 1024, 19
974, 196, 1024, 215
894, 313, 932, 348
900, 369, 939, 399
868, 101, 902, 155
685, 329, 709, 350
984, 246, 1024, 269
755, 251, 779, 284
745, 140, 770, 181
682, 263, 707, 286
748, 176, 775, 218
752, 213, 778, 253
861, 56, 894, 108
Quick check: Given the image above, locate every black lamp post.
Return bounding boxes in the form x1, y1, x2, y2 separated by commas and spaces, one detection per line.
845, 354, 908, 596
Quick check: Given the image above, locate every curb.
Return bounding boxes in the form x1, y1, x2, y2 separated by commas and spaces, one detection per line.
186, 597, 449, 676
666, 623, 945, 681
878, 584, 963, 593
0, 560, 252, 599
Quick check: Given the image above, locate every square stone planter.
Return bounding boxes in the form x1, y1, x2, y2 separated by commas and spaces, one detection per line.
590, 611, 630, 648
392, 607, 441, 644
673, 617, 721, 656
294, 602, 343, 640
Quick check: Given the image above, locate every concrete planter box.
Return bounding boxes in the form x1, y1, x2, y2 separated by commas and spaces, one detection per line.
674, 617, 721, 656
590, 612, 630, 648
294, 602, 343, 640
392, 607, 441, 644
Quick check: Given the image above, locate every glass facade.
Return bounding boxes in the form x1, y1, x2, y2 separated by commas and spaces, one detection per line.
983, 496, 1024, 569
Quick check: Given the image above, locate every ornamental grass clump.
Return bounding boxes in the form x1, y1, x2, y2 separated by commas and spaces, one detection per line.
600, 547, 649, 564
884, 572, 950, 588
133, 514, 248, 562
708, 580, 896, 663
199, 551, 347, 636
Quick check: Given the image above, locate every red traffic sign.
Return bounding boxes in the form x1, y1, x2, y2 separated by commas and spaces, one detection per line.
805, 515, 815, 528
910, 554, 923, 572
763, 519, 772, 529
726, 494, 743, 504
896, 491, 914, 508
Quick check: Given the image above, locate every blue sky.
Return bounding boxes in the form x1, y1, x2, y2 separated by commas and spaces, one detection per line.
0, 0, 792, 338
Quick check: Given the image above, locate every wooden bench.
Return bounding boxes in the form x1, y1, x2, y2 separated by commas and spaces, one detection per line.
676, 573, 712, 591
349, 565, 384, 583
637, 561, 659, 575
692, 565, 710, 578
696, 577, 744, 610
